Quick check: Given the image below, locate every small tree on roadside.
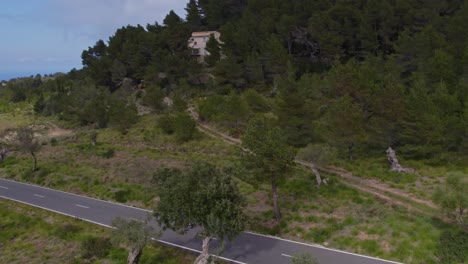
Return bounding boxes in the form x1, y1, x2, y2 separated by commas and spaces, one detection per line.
111, 216, 158, 264
15, 127, 41, 172
154, 163, 247, 264
433, 172, 468, 230
241, 115, 296, 222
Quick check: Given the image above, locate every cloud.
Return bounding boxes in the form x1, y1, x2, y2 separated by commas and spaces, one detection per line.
45, 0, 187, 41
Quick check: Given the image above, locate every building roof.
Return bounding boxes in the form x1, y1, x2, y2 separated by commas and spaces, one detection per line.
191, 31, 218, 37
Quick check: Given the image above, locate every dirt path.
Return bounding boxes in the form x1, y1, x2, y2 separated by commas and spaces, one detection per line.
187, 105, 442, 218
319, 165, 437, 209
187, 105, 241, 145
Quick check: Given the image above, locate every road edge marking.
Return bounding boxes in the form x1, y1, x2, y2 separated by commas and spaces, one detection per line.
245, 231, 402, 264
0, 195, 113, 229
0, 179, 402, 264
0, 195, 247, 264
153, 238, 248, 264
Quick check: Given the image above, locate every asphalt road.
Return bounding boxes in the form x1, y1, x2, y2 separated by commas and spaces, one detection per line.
0, 178, 402, 264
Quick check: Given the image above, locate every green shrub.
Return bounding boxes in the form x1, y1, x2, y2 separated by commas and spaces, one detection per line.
21, 170, 35, 181
243, 89, 270, 113
53, 223, 82, 240
80, 236, 112, 259
114, 189, 131, 203
158, 115, 175, 134
437, 229, 468, 264
143, 84, 164, 111
103, 148, 115, 159
198, 95, 225, 121
158, 113, 196, 142
173, 113, 196, 142
50, 138, 58, 146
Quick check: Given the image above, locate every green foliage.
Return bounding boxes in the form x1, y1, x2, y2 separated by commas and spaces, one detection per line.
154, 163, 247, 241
205, 34, 221, 67
114, 189, 131, 203
436, 229, 468, 264
81, 236, 112, 259
143, 84, 165, 111
241, 114, 296, 221
108, 96, 139, 132
433, 172, 468, 228
173, 113, 197, 142
100, 148, 115, 159
53, 223, 82, 240
15, 127, 41, 172
158, 115, 175, 134
243, 89, 270, 113
157, 113, 196, 142
111, 216, 157, 260
296, 144, 337, 164
198, 95, 225, 121
242, 115, 296, 181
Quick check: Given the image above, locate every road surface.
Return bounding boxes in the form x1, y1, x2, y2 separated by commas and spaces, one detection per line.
0, 178, 402, 264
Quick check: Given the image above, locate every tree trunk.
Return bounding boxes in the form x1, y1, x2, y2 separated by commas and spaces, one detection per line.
348, 143, 354, 161
311, 164, 326, 187
194, 236, 212, 264
271, 178, 281, 223
127, 247, 143, 264
31, 151, 37, 172
0, 148, 8, 161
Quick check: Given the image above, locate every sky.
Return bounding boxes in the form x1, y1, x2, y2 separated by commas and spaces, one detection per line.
0, 0, 187, 80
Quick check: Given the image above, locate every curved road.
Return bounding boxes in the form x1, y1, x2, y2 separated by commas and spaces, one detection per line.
0, 178, 402, 264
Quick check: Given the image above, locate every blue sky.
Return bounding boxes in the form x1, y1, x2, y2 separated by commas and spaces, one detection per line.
0, 0, 187, 80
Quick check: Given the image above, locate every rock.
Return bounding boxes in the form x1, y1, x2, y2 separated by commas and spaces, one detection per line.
386, 147, 416, 174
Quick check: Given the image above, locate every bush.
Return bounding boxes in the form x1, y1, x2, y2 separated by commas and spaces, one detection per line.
143, 84, 164, 111
53, 223, 82, 240
198, 95, 225, 121
243, 89, 270, 113
81, 236, 112, 259
437, 229, 468, 263
158, 113, 196, 142
99, 148, 115, 159
114, 189, 131, 203
158, 115, 174, 134
50, 138, 58, 146
108, 97, 138, 132
173, 113, 196, 142
173, 96, 187, 112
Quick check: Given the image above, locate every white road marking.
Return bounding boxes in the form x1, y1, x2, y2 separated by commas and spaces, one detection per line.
0, 178, 152, 212
0, 196, 245, 264
129, 217, 144, 223
0, 195, 114, 229
0, 186, 8, 189
245, 231, 401, 264
0, 179, 402, 264
33, 194, 45, 198
152, 238, 248, 264
75, 204, 89, 209
281, 254, 293, 258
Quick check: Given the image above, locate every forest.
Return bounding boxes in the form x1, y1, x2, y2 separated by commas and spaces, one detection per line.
1, 0, 467, 263
4, 0, 467, 161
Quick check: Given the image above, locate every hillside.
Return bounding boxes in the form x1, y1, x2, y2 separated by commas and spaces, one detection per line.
1, 0, 467, 263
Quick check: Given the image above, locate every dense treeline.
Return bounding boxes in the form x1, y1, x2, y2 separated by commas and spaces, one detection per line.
2, 0, 467, 160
